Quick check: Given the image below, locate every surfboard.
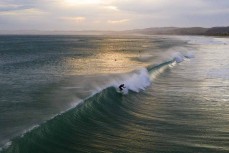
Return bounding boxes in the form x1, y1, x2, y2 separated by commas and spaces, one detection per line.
116, 87, 128, 95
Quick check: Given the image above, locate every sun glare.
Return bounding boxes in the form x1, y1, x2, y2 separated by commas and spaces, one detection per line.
64, 0, 101, 5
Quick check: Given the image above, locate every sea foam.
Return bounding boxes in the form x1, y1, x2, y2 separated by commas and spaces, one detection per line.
111, 68, 150, 94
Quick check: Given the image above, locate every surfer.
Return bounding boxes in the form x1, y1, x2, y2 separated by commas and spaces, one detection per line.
119, 84, 125, 91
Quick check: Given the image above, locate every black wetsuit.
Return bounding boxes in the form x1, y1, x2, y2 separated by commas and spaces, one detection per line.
119, 84, 125, 91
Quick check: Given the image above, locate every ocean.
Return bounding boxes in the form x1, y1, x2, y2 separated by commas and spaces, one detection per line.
0, 35, 228, 153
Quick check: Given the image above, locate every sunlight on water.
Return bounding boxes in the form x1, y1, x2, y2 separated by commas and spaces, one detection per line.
66, 38, 150, 74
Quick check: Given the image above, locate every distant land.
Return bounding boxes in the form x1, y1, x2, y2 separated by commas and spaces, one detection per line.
124, 26, 229, 36
0, 26, 229, 36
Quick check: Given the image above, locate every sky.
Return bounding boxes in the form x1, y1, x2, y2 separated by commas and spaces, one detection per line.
0, 0, 229, 31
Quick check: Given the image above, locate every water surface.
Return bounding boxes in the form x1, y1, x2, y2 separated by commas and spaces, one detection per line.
0, 35, 228, 153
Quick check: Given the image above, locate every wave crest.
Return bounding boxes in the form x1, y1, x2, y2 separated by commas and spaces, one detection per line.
113, 68, 151, 94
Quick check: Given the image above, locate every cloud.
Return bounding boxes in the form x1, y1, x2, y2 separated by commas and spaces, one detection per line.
63, 0, 102, 6
0, 8, 46, 16
108, 19, 129, 24
104, 6, 118, 11
61, 16, 86, 23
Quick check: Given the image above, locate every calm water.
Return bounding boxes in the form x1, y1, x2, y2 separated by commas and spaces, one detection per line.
0, 35, 228, 153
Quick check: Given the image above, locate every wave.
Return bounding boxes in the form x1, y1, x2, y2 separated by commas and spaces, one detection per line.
0, 53, 192, 153
178, 36, 229, 45
111, 68, 150, 94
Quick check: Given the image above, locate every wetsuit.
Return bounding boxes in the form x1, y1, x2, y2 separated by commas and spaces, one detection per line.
119, 84, 125, 91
